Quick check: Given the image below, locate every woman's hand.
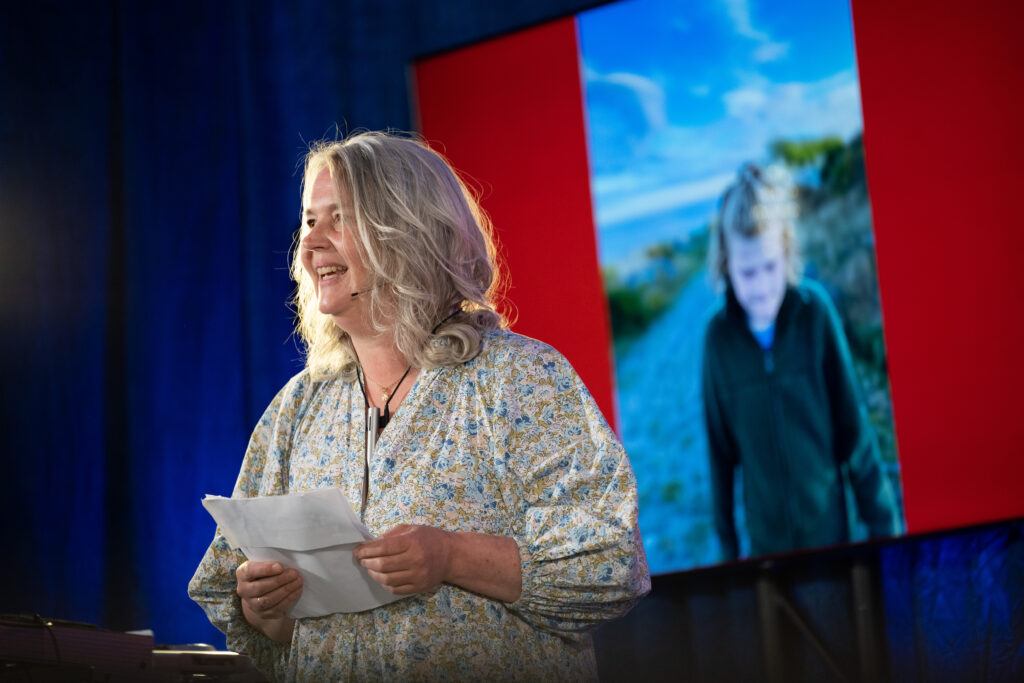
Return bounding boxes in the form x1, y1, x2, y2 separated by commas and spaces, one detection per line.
235, 561, 302, 643
353, 524, 453, 595
355, 525, 523, 602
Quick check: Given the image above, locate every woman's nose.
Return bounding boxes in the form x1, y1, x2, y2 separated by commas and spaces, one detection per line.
301, 222, 327, 250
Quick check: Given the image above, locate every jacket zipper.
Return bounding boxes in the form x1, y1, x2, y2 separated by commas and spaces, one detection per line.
764, 348, 795, 549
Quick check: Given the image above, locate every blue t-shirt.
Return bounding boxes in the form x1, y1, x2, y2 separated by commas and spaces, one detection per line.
750, 321, 775, 349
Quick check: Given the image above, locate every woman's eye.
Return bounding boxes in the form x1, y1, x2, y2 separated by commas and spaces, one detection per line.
305, 218, 316, 229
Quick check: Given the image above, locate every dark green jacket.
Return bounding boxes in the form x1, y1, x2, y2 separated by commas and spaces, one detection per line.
701, 279, 901, 560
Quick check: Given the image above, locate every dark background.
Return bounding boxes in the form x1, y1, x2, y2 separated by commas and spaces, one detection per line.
0, 0, 606, 645
2, 1, 1022, 681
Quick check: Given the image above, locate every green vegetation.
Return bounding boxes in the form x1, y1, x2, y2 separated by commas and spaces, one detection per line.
820, 132, 867, 197
770, 136, 844, 167
603, 230, 709, 350
771, 133, 868, 199
772, 133, 899, 470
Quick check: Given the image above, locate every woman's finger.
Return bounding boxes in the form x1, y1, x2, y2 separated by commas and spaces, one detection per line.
365, 566, 412, 584
358, 553, 412, 575
236, 562, 299, 599
246, 575, 302, 618
237, 560, 285, 582
354, 534, 409, 560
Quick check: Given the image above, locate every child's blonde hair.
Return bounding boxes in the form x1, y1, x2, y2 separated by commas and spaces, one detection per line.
708, 163, 801, 289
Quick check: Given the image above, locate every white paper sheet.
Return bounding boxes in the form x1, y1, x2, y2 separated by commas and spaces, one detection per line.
201, 488, 405, 617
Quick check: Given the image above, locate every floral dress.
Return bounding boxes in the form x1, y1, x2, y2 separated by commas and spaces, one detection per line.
188, 330, 650, 681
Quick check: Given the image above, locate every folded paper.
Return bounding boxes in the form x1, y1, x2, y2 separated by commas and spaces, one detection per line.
202, 488, 405, 617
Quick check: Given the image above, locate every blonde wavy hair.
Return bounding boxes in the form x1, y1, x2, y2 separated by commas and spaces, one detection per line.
708, 163, 802, 290
291, 131, 506, 381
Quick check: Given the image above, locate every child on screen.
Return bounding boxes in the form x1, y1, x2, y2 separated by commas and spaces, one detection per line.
701, 163, 901, 561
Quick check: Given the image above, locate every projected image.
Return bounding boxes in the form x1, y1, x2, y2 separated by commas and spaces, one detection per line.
578, 0, 905, 572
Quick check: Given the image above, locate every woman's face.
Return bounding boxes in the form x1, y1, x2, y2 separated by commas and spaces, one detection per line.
300, 168, 371, 329
726, 224, 788, 331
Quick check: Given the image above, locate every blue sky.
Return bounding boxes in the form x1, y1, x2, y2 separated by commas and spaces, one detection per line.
578, 0, 864, 266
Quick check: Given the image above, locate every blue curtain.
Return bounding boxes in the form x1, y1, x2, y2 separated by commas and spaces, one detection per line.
882, 524, 1024, 682
593, 521, 1024, 682
1, 2, 1021, 676
1, 0, 120, 633
0, 0, 603, 648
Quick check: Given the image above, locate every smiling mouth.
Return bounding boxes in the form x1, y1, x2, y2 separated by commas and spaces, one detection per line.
316, 265, 348, 281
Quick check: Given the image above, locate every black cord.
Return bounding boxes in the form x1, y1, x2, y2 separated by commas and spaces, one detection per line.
16, 614, 62, 664
357, 364, 411, 430
354, 307, 459, 429
431, 308, 461, 334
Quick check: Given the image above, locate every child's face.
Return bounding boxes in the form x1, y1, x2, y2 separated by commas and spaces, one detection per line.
726, 226, 788, 331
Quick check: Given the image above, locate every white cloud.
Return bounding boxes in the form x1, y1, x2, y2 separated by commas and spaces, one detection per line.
597, 172, 736, 226
753, 41, 789, 63
723, 0, 769, 41
721, 0, 790, 63
720, 70, 862, 140
595, 71, 669, 129
723, 86, 769, 119
589, 67, 865, 231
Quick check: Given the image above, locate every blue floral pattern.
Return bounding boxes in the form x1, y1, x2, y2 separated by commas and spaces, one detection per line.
189, 330, 649, 681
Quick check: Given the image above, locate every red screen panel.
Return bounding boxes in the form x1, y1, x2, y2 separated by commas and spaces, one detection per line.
851, 0, 1024, 533
414, 18, 617, 429
414, 0, 1024, 546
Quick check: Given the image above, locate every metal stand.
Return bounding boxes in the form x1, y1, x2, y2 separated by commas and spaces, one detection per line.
756, 558, 886, 683
850, 557, 883, 683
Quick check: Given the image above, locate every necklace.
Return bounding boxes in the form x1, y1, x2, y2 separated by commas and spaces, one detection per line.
352, 354, 412, 520
352, 308, 455, 431
356, 364, 412, 430
376, 371, 407, 404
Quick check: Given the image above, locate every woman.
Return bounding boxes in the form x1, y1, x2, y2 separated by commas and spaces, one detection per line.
188, 131, 650, 681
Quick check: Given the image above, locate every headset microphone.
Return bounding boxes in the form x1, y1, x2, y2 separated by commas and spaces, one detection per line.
350, 289, 371, 298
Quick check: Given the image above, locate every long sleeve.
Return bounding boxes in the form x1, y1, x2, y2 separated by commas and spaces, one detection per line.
189, 335, 647, 680
702, 325, 740, 561
187, 379, 304, 679
819, 291, 901, 538
487, 341, 650, 638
